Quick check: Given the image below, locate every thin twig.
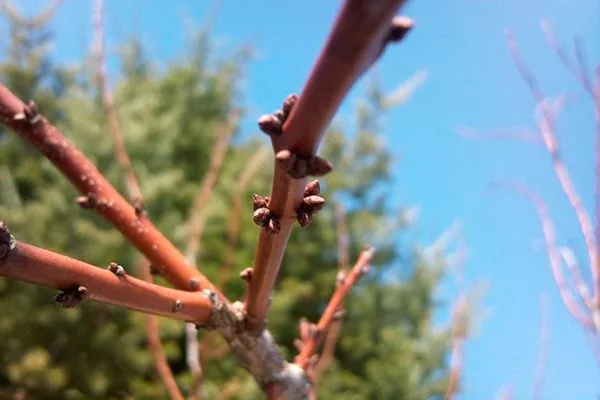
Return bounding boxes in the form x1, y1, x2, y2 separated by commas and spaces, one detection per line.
92, 5, 183, 397
0, 228, 212, 324
92, 0, 143, 206
493, 181, 593, 330
507, 30, 599, 310
140, 259, 185, 400
311, 204, 350, 381
244, 0, 411, 331
295, 247, 375, 370
0, 83, 221, 295
541, 21, 600, 302
533, 295, 549, 400
457, 127, 543, 146
185, 116, 237, 260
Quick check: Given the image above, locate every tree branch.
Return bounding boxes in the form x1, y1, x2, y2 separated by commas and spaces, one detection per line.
493, 181, 594, 330
0, 221, 213, 324
294, 247, 374, 370
507, 30, 600, 312
139, 259, 185, 400
244, 0, 411, 331
311, 204, 350, 382
0, 83, 221, 296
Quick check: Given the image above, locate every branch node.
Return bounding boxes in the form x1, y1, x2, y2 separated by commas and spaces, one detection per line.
332, 308, 346, 321
267, 218, 281, 235
276, 150, 333, 179
108, 261, 126, 277
0, 220, 16, 260
54, 285, 89, 308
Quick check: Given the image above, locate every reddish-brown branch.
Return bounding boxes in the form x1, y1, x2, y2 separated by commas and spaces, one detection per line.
311, 204, 350, 382
244, 0, 410, 331
139, 259, 185, 400
533, 295, 549, 400
92, 0, 143, 205
507, 31, 599, 309
0, 239, 212, 324
494, 181, 593, 330
0, 84, 221, 296
295, 247, 374, 370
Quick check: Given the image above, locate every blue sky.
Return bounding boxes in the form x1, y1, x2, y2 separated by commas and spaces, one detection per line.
15, 0, 600, 398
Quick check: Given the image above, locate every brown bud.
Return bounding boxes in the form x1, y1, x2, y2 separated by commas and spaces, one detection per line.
387, 16, 414, 43
108, 262, 126, 277
190, 277, 200, 290
267, 218, 281, 234
296, 208, 312, 228
258, 114, 283, 136
282, 93, 298, 117
253, 207, 271, 227
173, 299, 183, 312
275, 149, 296, 172
149, 264, 160, 275
307, 155, 333, 176
251, 194, 268, 211
303, 180, 321, 197
55, 285, 88, 308
76, 195, 96, 209
291, 157, 309, 179
134, 200, 146, 217
239, 267, 253, 282
302, 195, 325, 213
333, 308, 347, 321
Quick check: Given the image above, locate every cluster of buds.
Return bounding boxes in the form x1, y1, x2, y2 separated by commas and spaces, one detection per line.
296, 180, 326, 228
251, 194, 281, 234
275, 150, 333, 180
257, 93, 298, 136
294, 317, 321, 352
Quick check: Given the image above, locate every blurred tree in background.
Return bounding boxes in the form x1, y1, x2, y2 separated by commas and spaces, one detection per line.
0, 5, 454, 400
